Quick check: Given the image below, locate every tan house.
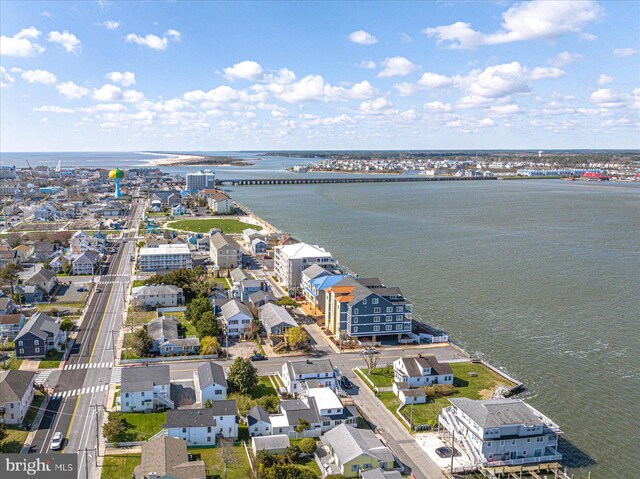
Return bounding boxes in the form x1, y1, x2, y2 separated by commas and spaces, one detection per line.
209, 232, 242, 269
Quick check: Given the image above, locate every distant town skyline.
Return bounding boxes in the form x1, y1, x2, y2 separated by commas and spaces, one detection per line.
1, 0, 639, 152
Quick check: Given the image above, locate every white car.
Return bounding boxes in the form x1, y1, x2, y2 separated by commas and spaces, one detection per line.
50, 432, 64, 450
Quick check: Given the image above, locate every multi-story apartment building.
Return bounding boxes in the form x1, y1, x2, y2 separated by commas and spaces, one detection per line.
274, 242, 337, 291
186, 169, 216, 193
139, 244, 193, 272
324, 277, 412, 341
439, 398, 563, 468
209, 233, 242, 269
132, 284, 185, 308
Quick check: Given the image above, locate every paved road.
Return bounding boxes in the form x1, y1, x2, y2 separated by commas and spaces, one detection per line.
30, 199, 144, 479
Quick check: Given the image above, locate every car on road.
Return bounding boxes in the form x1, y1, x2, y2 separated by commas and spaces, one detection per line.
340, 376, 353, 389
95, 288, 102, 293
50, 432, 64, 450
77, 286, 88, 292
435, 447, 460, 458
250, 353, 267, 361
360, 347, 378, 355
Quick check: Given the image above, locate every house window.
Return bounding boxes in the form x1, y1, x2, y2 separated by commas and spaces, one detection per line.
353, 326, 358, 333
372, 298, 379, 304
362, 299, 367, 305
396, 306, 403, 312
323, 421, 330, 426
386, 307, 393, 312
396, 324, 402, 330
386, 316, 392, 321
34, 340, 39, 345
207, 437, 211, 442
396, 315, 402, 320
35, 348, 40, 353
19, 349, 24, 354
373, 326, 380, 332
385, 325, 392, 331
374, 307, 380, 313
353, 318, 358, 323
207, 427, 212, 433
486, 442, 492, 447
374, 316, 380, 322
182, 428, 187, 433
353, 308, 358, 314
18, 341, 23, 346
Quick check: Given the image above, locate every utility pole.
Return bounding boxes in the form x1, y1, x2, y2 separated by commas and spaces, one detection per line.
108, 330, 117, 360
80, 449, 96, 479
92, 404, 101, 457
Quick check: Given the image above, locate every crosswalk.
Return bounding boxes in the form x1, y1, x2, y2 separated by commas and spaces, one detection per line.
110, 367, 122, 384
34, 370, 54, 385
101, 274, 131, 279
99, 280, 129, 285
51, 384, 109, 399
64, 362, 113, 370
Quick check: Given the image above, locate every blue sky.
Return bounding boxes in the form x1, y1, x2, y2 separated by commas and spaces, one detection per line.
1, 0, 639, 151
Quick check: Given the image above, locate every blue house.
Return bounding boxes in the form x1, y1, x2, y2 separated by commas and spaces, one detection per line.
250, 238, 267, 255
305, 274, 349, 313
15, 312, 67, 359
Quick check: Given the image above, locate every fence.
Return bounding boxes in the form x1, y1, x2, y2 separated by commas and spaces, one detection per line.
120, 353, 218, 365
157, 306, 187, 314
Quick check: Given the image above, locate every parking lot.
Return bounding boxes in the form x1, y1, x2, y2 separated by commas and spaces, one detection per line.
224, 338, 261, 359
414, 432, 475, 471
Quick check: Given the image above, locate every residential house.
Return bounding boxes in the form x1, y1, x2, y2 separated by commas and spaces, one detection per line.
15, 285, 44, 304
12, 244, 34, 263
281, 359, 337, 395
249, 291, 274, 310
162, 401, 238, 446
305, 274, 349, 313
15, 312, 67, 359
301, 264, 332, 299
250, 238, 267, 255
232, 278, 269, 302
209, 233, 242, 269
206, 190, 234, 214
147, 316, 199, 356
274, 242, 337, 291
438, 398, 563, 467
132, 284, 185, 308
72, 250, 100, 275
324, 277, 413, 341
220, 300, 254, 338
229, 267, 248, 287
139, 244, 193, 272
259, 303, 297, 337
0, 249, 18, 266
32, 241, 58, 262
242, 228, 263, 244
0, 370, 36, 425
0, 297, 17, 315
0, 313, 26, 340
247, 405, 272, 437
392, 355, 454, 405
359, 470, 403, 479
317, 424, 396, 478
194, 362, 227, 406
120, 365, 173, 412
252, 435, 290, 456
24, 268, 58, 296
133, 435, 206, 479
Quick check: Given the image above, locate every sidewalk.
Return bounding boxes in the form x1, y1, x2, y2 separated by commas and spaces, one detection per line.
20, 395, 51, 453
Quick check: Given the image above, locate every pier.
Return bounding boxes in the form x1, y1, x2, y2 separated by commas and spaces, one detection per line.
218, 175, 497, 186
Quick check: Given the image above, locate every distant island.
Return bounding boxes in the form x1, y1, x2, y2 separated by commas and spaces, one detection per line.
144, 152, 255, 167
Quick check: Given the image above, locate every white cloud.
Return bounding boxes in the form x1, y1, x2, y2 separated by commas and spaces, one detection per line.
56, 81, 89, 99
580, 32, 597, 41
360, 97, 392, 114
98, 20, 120, 30
424, 101, 453, 112
378, 56, 417, 78
1, 27, 44, 57
93, 84, 123, 101
417, 72, 454, 88
324, 80, 377, 101
272, 75, 324, 103
548, 51, 583, 67
126, 30, 180, 51
478, 118, 495, 127
393, 82, 419, 97
82, 103, 126, 112
467, 62, 531, 98
40, 11, 52, 17
0, 66, 15, 88
356, 60, 376, 69
598, 74, 614, 85
424, 0, 602, 49
613, 48, 638, 58
123, 89, 144, 103
530, 67, 565, 80
348, 30, 378, 45
400, 33, 412, 44
223, 60, 264, 81
34, 105, 74, 113
590, 89, 626, 108
490, 104, 521, 115
21, 69, 58, 84
107, 71, 136, 86
48, 30, 82, 54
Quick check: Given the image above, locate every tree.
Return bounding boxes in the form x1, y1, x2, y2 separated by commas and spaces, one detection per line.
130, 326, 152, 357
229, 392, 254, 417
298, 437, 317, 455
255, 395, 279, 413
204, 399, 213, 408
219, 437, 234, 479
0, 422, 8, 451
293, 418, 310, 434
195, 310, 218, 338
102, 412, 128, 443
276, 296, 299, 310
285, 327, 308, 351
362, 349, 380, 374
185, 297, 213, 323
227, 357, 258, 394
62, 261, 73, 276
283, 444, 300, 464
59, 318, 74, 332
0, 263, 23, 296
200, 336, 221, 355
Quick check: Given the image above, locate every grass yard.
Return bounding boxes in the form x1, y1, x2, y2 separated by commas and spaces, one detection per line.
121, 333, 144, 360
214, 277, 231, 290
250, 376, 278, 399
125, 309, 156, 330
23, 391, 46, 425
39, 351, 64, 369
398, 362, 517, 427
166, 218, 251, 234
1, 427, 28, 453
123, 411, 167, 441
2, 357, 23, 370
359, 366, 394, 388
177, 317, 197, 338
189, 445, 252, 479
132, 279, 146, 288
100, 454, 140, 479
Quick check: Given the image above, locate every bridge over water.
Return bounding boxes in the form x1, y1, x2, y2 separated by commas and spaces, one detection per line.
217, 175, 496, 186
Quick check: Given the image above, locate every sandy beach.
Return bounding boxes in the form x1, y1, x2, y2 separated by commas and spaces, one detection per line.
141, 151, 253, 167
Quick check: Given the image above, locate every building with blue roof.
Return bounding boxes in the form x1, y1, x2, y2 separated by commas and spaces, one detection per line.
305, 274, 350, 313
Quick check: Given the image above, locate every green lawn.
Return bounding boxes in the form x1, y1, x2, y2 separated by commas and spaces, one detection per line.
250, 376, 278, 399
121, 333, 144, 360
100, 454, 140, 479
1, 427, 28, 453
189, 445, 252, 479
177, 317, 197, 338
24, 391, 46, 425
132, 279, 146, 288
39, 351, 64, 369
166, 218, 251, 234
359, 366, 394, 388
214, 277, 231, 290
122, 411, 167, 441
2, 357, 23, 370
125, 309, 156, 330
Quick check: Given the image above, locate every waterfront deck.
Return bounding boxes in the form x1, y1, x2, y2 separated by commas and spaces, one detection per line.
218, 176, 497, 186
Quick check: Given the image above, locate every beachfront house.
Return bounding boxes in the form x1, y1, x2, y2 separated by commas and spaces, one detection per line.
393, 355, 454, 387
274, 242, 337, 291
438, 398, 563, 468
281, 359, 337, 395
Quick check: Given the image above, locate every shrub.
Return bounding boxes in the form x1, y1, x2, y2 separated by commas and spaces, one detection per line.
298, 437, 317, 455
434, 384, 455, 396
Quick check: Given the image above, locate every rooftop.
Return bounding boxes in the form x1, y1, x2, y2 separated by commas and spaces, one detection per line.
139, 244, 191, 256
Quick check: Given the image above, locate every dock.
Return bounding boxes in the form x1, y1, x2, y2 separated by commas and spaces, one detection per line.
218, 176, 497, 186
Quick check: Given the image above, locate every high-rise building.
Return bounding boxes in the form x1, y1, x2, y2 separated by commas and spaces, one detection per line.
186, 169, 216, 192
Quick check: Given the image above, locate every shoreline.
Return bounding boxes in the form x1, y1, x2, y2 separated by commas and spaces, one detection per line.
141, 151, 255, 167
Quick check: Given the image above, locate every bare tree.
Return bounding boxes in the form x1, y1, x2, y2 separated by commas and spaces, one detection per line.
219, 436, 233, 479
362, 350, 380, 374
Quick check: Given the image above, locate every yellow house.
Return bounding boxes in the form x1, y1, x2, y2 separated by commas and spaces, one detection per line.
318, 424, 395, 477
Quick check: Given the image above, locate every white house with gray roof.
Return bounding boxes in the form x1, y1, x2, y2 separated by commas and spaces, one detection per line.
438, 398, 563, 468
392, 354, 453, 405
220, 300, 253, 337
247, 405, 272, 437
161, 401, 237, 446
251, 434, 290, 455
258, 303, 298, 337
147, 316, 199, 356
132, 284, 184, 308
281, 359, 337, 395
120, 365, 173, 412
194, 362, 227, 406
0, 370, 36, 424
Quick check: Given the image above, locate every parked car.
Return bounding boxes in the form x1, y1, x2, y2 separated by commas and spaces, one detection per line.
77, 286, 88, 292
360, 347, 378, 355
50, 432, 64, 450
435, 447, 460, 458
250, 353, 267, 361
95, 288, 102, 293
340, 376, 353, 390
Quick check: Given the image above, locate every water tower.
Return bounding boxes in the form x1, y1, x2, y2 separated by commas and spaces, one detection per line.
109, 168, 125, 198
